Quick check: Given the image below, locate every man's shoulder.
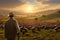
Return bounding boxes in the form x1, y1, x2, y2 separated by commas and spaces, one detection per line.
5, 19, 17, 23
12, 19, 17, 22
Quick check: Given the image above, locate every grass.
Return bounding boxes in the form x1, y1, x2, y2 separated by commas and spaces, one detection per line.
0, 28, 60, 40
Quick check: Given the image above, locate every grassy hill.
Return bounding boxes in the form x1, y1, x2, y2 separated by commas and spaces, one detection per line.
40, 10, 60, 20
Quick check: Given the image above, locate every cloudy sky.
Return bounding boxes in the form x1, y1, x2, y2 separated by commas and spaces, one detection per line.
0, 0, 60, 11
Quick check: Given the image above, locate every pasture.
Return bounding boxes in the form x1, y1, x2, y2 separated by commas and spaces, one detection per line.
0, 27, 60, 40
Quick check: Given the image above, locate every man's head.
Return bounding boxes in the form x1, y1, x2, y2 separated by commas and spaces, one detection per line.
9, 12, 14, 18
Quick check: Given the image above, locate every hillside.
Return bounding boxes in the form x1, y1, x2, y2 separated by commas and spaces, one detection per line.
0, 9, 59, 16
40, 10, 60, 20
0, 9, 60, 19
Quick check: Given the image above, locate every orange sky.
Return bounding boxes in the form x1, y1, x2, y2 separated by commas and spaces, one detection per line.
0, 0, 60, 13
11, 2, 60, 13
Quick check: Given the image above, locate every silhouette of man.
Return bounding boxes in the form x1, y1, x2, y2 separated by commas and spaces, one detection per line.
4, 12, 20, 40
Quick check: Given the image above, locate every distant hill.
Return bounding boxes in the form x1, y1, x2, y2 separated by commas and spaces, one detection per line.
0, 9, 60, 18
36, 10, 57, 15
0, 9, 10, 15
40, 10, 60, 20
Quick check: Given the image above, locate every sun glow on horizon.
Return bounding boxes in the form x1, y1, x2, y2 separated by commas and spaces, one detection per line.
20, 3, 39, 14
23, 5, 35, 13
13, 3, 40, 14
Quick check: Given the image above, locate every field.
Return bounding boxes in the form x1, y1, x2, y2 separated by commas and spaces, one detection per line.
0, 27, 60, 40
0, 13, 60, 40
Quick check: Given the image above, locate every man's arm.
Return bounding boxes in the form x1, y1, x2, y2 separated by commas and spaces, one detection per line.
16, 21, 20, 33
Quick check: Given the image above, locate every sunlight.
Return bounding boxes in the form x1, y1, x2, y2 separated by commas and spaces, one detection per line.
13, 3, 40, 14
23, 5, 34, 13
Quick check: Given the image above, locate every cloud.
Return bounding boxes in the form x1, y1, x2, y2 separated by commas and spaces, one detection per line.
0, 0, 60, 11
0, 0, 25, 8
36, 0, 60, 4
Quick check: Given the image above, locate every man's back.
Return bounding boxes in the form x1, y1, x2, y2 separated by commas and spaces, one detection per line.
5, 19, 17, 38
4, 12, 20, 40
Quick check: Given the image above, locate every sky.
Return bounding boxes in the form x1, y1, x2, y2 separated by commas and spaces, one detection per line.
0, 0, 60, 11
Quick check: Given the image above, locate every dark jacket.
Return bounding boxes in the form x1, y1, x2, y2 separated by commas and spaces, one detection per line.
4, 18, 20, 38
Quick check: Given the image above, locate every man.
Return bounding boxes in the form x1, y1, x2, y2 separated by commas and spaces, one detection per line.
4, 12, 20, 40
